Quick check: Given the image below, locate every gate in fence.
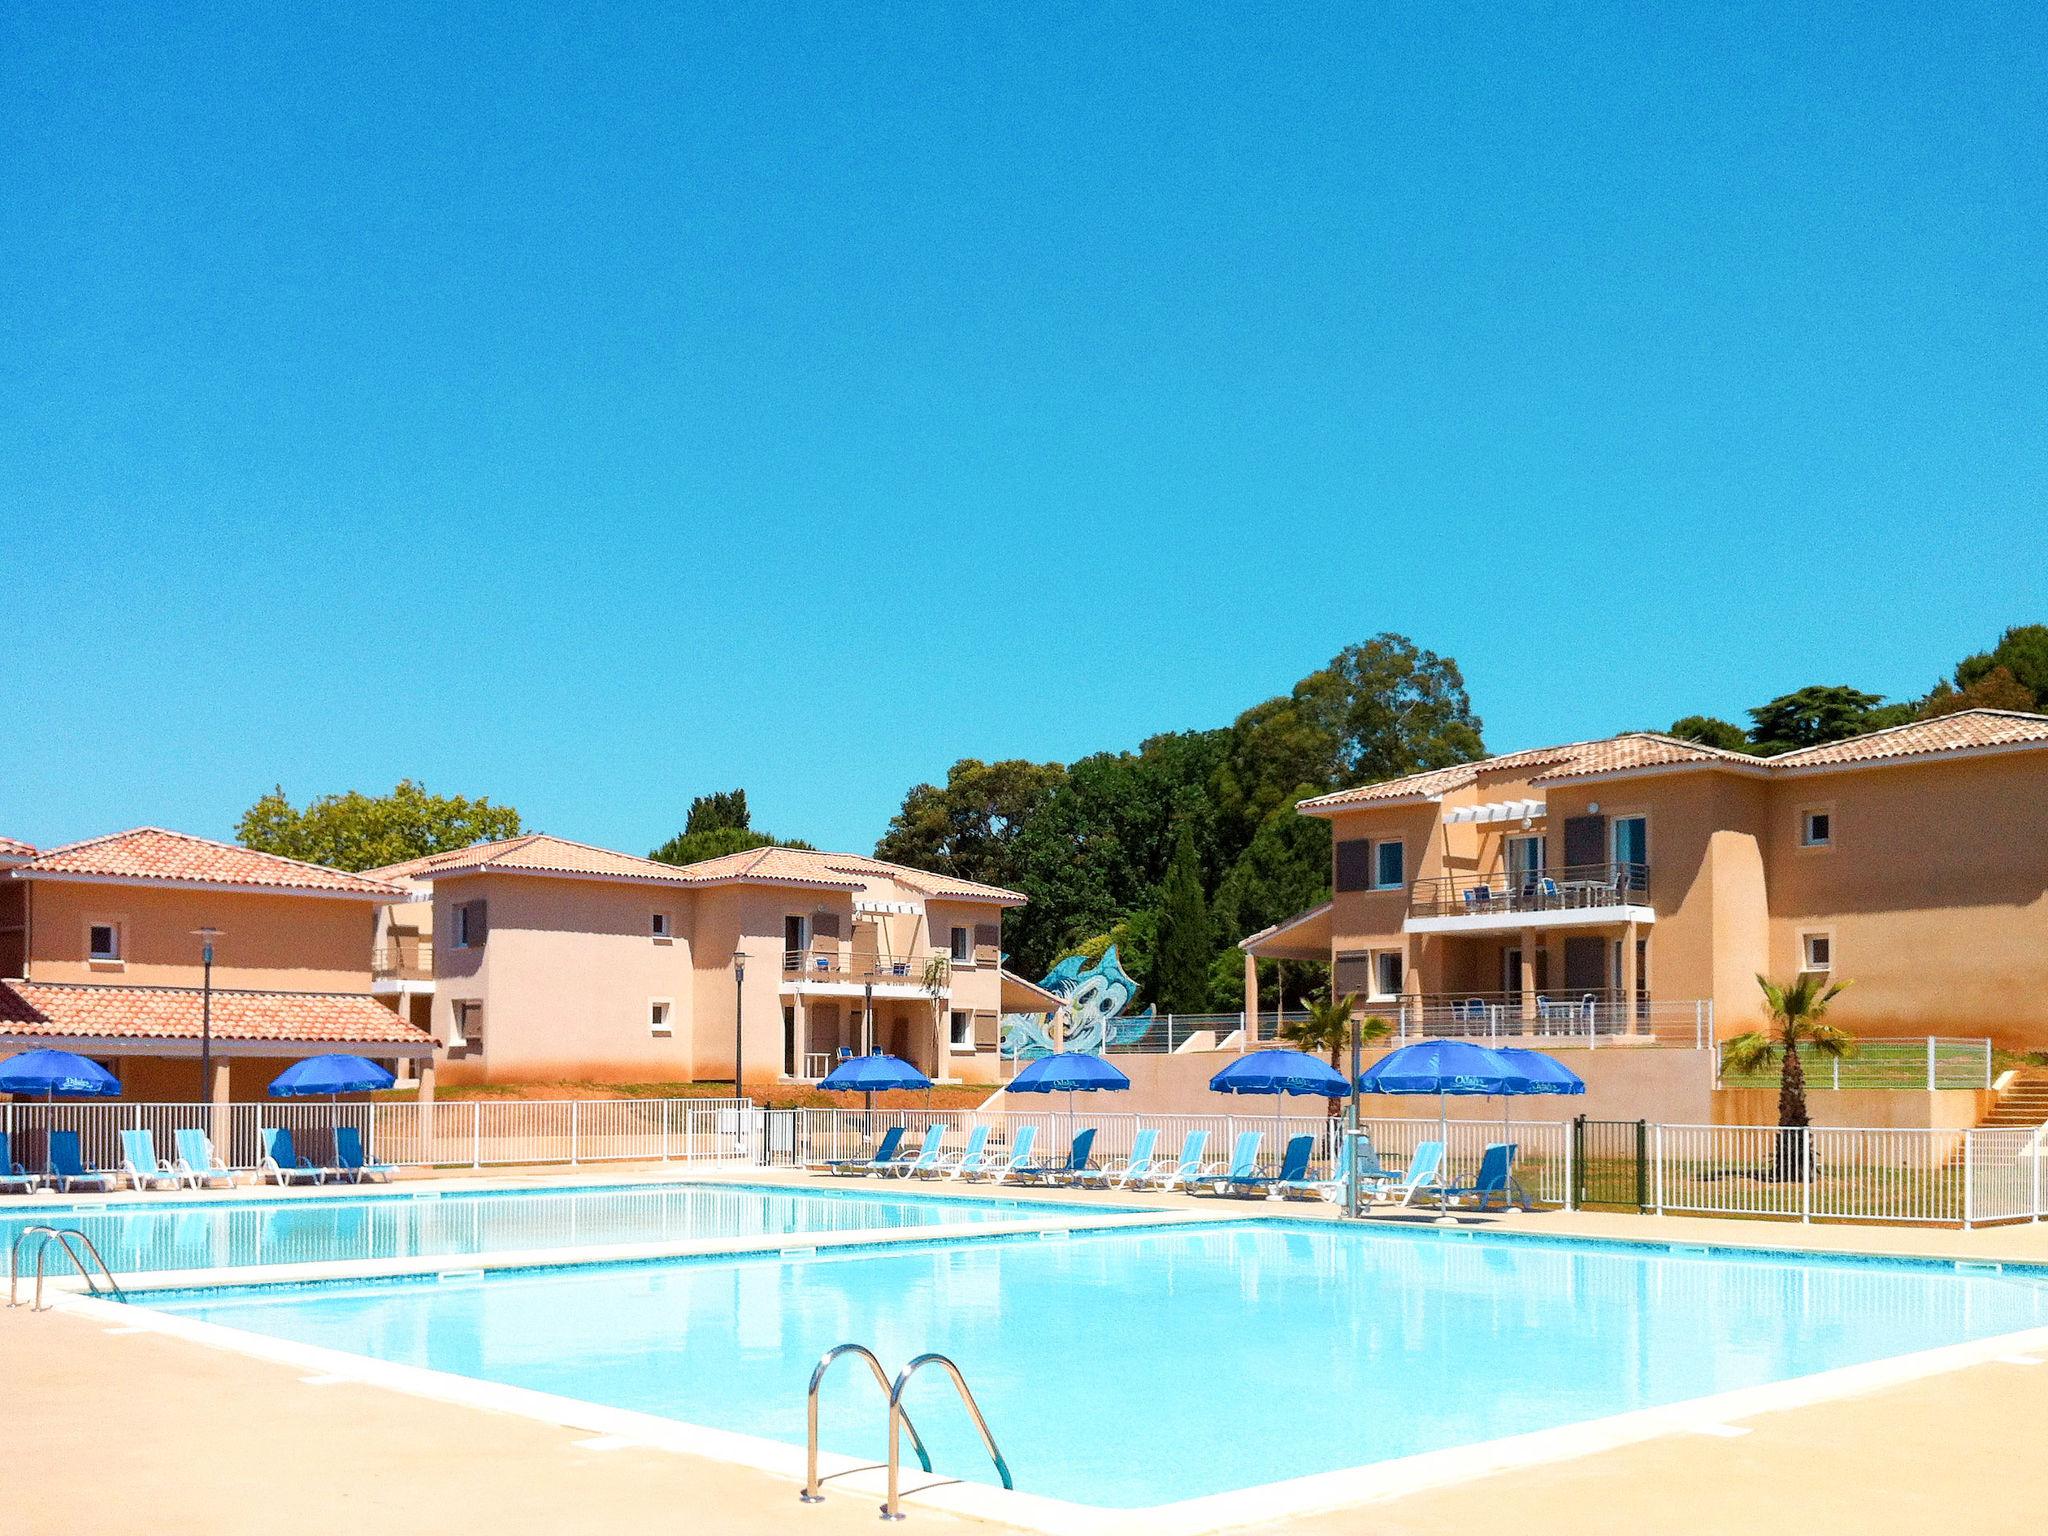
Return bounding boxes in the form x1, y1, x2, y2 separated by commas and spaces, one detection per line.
758, 1109, 803, 1167
1572, 1116, 1648, 1211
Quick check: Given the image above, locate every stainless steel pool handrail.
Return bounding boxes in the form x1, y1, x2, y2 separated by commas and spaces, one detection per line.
800, 1343, 932, 1504
883, 1352, 1011, 1520
9, 1226, 125, 1310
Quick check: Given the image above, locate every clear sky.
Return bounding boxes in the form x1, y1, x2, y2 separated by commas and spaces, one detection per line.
4, 4, 2043, 857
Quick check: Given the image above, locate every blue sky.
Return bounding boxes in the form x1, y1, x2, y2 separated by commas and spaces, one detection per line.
4, 4, 2043, 857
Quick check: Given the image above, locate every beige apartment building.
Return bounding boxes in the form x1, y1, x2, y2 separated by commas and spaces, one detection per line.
1244, 710, 2048, 1049
370, 837, 1050, 1088
0, 828, 434, 1101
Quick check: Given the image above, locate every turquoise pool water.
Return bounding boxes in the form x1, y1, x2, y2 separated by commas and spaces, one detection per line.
140, 1221, 2048, 1507
0, 1182, 1062, 1274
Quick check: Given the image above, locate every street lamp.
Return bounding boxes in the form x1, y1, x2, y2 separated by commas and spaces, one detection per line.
193, 927, 222, 1102
733, 951, 747, 1094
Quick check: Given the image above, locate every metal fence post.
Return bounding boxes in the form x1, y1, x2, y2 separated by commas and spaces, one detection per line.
1926, 1037, 1936, 1093
1652, 1123, 1665, 1215
1800, 1128, 1812, 1223
1964, 1129, 1975, 1229
1563, 1119, 1577, 1211
571, 1100, 581, 1166
2034, 1129, 2042, 1224
472, 1101, 482, 1169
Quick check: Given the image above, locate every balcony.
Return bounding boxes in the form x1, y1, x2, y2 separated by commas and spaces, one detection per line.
1379, 990, 1712, 1047
1404, 861, 1652, 933
371, 937, 434, 985
781, 952, 952, 991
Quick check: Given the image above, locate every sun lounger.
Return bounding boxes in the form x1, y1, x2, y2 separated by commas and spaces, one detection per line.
334, 1126, 394, 1183
119, 1128, 185, 1190
1140, 1129, 1211, 1191
811, 1124, 908, 1176
931, 1125, 990, 1180
1075, 1127, 1159, 1189
1280, 1133, 1403, 1203
974, 1125, 1040, 1184
258, 1126, 327, 1186
46, 1130, 116, 1193
1010, 1128, 1096, 1186
1208, 1133, 1313, 1197
0, 1132, 39, 1193
885, 1125, 949, 1178
173, 1128, 240, 1189
1192, 1131, 1263, 1195
1435, 1142, 1519, 1213
1376, 1140, 1447, 1207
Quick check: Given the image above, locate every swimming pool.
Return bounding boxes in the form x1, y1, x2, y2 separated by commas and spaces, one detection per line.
137, 1220, 2048, 1509
0, 1181, 1075, 1274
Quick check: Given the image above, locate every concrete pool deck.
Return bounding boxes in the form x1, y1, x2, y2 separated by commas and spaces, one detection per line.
12, 1164, 2048, 1533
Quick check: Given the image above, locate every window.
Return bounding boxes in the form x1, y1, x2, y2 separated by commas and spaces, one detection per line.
950, 1009, 973, 1049
1334, 839, 1371, 892
650, 912, 671, 941
649, 1000, 673, 1037
1508, 835, 1545, 887
1802, 933, 1832, 972
1802, 811, 1832, 848
451, 900, 487, 949
1373, 840, 1405, 890
1612, 816, 1648, 887
88, 923, 120, 962
1372, 951, 1403, 1000
450, 1001, 484, 1053
950, 926, 972, 963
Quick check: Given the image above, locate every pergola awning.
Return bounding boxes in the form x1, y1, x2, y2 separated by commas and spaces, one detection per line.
1238, 902, 1332, 962
1444, 798, 1547, 825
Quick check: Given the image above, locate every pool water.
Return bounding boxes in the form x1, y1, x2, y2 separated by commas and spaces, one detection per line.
0, 1181, 1064, 1274
140, 1220, 2048, 1507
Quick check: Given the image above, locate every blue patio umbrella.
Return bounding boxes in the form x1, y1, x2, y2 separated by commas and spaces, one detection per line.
268, 1054, 397, 1098
1211, 1049, 1352, 1171
1489, 1045, 1586, 1134
817, 1052, 932, 1132
1006, 1051, 1130, 1151
1358, 1041, 1537, 1210
0, 1048, 121, 1099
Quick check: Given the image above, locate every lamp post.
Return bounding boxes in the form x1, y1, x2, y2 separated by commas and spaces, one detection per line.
193, 926, 222, 1103
733, 951, 747, 1094
1347, 1010, 1363, 1219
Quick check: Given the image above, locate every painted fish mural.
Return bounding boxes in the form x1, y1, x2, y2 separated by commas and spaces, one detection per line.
999, 945, 1156, 1060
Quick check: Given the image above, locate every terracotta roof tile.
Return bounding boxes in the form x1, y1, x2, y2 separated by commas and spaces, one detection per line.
19, 828, 403, 897
1530, 733, 1764, 782
1768, 709, 2048, 768
0, 836, 34, 860
0, 981, 432, 1047
371, 834, 711, 887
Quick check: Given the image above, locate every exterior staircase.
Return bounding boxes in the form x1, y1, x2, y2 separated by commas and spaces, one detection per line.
1982, 1068, 2048, 1128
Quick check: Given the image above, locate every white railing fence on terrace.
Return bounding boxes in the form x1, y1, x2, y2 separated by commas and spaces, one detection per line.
1714, 1036, 1993, 1092
0, 1099, 756, 1173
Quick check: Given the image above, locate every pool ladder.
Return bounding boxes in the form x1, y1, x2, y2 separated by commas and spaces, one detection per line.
802, 1342, 1013, 1520
8, 1226, 125, 1311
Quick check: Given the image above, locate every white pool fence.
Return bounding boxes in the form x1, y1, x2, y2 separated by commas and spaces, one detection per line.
5, 1099, 2046, 1228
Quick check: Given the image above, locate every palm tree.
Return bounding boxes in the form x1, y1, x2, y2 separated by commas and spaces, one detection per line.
1281, 991, 1392, 1119
1721, 973, 1854, 1178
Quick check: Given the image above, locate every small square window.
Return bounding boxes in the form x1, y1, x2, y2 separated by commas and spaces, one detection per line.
452, 905, 472, 949
1373, 840, 1405, 890
88, 923, 120, 961
1802, 933, 1832, 971
649, 1000, 673, 1037
450, 1001, 484, 1052
950, 927, 972, 963
1802, 811, 1831, 847
949, 1009, 973, 1049
651, 912, 671, 940
1372, 952, 1403, 999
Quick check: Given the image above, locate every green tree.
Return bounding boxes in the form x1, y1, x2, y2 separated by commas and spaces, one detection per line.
874, 758, 1067, 891
1721, 974, 1854, 1176
1299, 634, 1486, 787
1668, 714, 1753, 752
1955, 624, 2048, 706
1746, 686, 1895, 753
1151, 821, 1213, 1012
1920, 664, 2037, 718
1280, 991, 1392, 1117
649, 789, 811, 866
236, 780, 522, 872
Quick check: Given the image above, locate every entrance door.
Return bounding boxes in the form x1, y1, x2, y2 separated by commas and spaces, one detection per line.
1508, 835, 1546, 891
783, 914, 809, 965
1563, 936, 1606, 995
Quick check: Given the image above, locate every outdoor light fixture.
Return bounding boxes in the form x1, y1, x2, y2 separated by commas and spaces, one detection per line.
193, 926, 222, 1101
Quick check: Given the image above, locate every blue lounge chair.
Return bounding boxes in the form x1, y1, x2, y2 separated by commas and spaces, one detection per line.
1436, 1142, 1519, 1213
1195, 1131, 1263, 1195
1012, 1128, 1096, 1186
258, 1126, 326, 1186
976, 1125, 1039, 1184
0, 1132, 38, 1193
1209, 1133, 1313, 1198
1377, 1140, 1447, 1207
46, 1130, 116, 1193
1141, 1129, 1210, 1191
334, 1126, 394, 1184
119, 1128, 184, 1190
886, 1125, 949, 1178
933, 1125, 990, 1180
812, 1124, 907, 1176
1076, 1127, 1159, 1190
174, 1128, 239, 1189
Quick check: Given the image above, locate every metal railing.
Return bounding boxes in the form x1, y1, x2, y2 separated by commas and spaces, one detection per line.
1385, 994, 1714, 1048
9, 1226, 124, 1310
371, 938, 434, 979
885, 1353, 1011, 1520
783, 952, 951, 987
1716, 1036, 1993, 1092
802, 1344, 932, 1505
1407, 860, 1649, 920
0, 1098, 756, 1176
1105, 1011, 1308, 1054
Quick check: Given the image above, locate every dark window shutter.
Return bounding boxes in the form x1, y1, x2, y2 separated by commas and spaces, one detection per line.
1333, 953, 1372, 995
1334, 840, 1371, 892
812, 912, 841, 941
1563, 936, 1605, 991
469, 900, 488, 945
1563, 816, 1606, 868
973, 923, 1000, 961
974, 1010, 1000, 1048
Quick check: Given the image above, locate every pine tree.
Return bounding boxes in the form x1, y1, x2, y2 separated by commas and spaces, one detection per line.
1152, 820, 1213, 1013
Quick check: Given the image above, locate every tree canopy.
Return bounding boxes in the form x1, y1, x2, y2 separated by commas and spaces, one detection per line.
236, 780, 522, 872
649, 789, 810, 866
